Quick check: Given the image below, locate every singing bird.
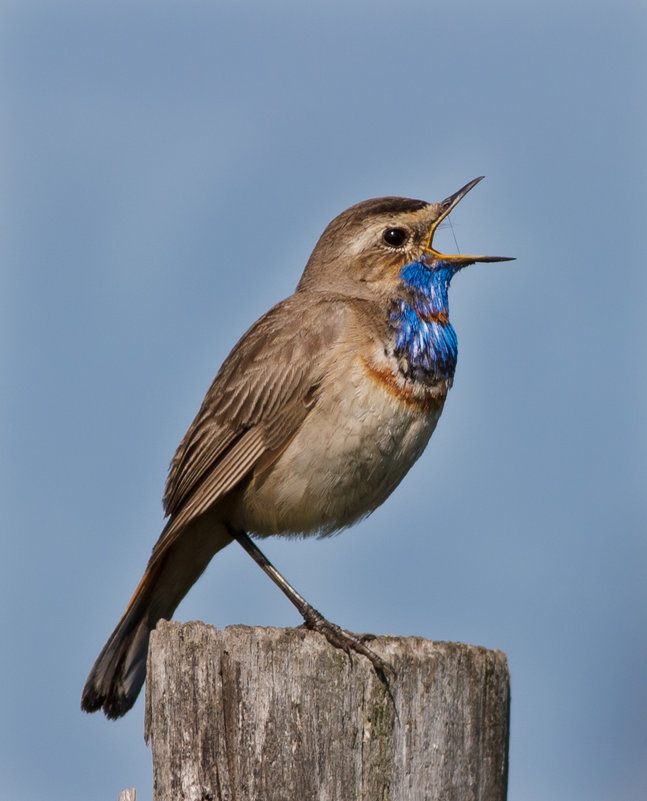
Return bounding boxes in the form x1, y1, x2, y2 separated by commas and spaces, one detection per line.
82, 177, 512, 718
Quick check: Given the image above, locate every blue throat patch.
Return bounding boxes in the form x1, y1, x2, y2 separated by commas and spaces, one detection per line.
389, 259, 459, 383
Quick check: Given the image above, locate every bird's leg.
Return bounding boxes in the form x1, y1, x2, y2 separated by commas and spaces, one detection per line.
228, 527, 392, 674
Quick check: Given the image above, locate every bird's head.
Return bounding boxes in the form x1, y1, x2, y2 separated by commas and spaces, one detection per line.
297, 177, 513, 297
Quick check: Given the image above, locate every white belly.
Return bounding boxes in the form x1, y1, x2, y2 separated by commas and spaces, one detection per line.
234, 354, 445, 537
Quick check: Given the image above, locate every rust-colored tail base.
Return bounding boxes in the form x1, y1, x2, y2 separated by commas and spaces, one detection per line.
81, 517, 231, 718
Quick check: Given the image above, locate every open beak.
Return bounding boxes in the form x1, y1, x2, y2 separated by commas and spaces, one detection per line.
424, 176, 514, 265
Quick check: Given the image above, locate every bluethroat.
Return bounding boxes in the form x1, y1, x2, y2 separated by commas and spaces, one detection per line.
82, 177, 512, 718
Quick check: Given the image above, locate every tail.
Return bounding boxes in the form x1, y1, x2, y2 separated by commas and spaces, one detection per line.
81, 516, 231, 718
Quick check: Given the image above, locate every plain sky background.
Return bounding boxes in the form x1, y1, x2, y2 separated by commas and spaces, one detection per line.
1, 1, 645, 799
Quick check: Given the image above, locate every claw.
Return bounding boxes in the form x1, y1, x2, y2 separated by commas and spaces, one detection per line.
303, 613, 393, 674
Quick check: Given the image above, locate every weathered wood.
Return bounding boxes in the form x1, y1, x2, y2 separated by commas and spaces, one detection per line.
118, 790, 136, 801
145, 621, 509, 801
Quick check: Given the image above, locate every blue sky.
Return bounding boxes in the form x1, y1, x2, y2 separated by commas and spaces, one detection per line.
1, 1, 645, 799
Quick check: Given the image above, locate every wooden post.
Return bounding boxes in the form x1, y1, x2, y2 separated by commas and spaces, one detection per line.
145, 621, 509, 801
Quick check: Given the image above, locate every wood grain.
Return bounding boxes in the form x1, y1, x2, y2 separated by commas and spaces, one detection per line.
145, 621, 509, 801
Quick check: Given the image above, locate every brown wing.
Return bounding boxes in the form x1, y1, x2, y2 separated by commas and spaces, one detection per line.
158, 292, 354, 547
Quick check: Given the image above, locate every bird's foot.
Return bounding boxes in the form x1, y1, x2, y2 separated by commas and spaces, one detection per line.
300, 609, 393, 675
228, 529, 394, 675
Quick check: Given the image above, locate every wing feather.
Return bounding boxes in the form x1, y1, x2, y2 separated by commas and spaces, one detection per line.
163, 423, 238, 515
161, 293, 356, 532
165, 426, 267, 530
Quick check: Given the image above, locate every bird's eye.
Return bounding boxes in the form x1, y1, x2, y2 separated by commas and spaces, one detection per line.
382, 227, 409, 248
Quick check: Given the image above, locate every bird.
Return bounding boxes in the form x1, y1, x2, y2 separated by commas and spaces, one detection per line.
81, 176, 512, 719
